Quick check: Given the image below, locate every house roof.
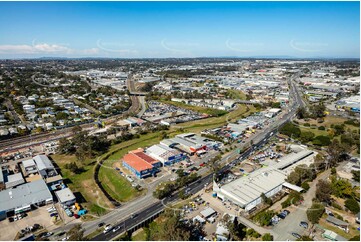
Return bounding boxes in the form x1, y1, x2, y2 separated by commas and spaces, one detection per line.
123, 153, 153, 172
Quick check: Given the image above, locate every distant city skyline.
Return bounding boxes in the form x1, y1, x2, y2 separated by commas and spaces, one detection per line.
0, 1, 359, 59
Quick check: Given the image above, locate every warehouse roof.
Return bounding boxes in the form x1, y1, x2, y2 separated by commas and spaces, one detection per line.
326, 215, 349, 227
200, 207, 217, 218
55, 188, 75, 203
275, 149, 314, 170
219, 168, 286, 207
0, 179, 52, 212
130, 149, 159, 165
6, 173, 25, 189
33, 155, 54, 171
123, 153, 153, 172
22, 159, 36, 168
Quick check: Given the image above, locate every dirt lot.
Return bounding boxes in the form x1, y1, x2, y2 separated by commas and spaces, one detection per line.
0, 204, 61, 241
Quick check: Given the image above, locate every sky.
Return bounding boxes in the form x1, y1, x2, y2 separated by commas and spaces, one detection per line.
0, 1, 359, 59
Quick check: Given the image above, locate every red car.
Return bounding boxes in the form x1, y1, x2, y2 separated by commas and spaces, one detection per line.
74, 214, 80, 219
199, 163, 205, 167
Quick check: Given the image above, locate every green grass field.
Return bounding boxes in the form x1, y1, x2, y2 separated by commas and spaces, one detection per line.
226, 89, 247, 100
131, 229, 147, 241
50, 154, 110, 216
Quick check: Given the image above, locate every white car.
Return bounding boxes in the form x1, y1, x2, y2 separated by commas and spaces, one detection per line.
112, 226, 121, 232
103, 224, 113, 234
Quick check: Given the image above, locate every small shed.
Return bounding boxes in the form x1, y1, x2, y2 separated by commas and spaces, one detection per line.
55, 188, 76, 206
200, 207, 217, 219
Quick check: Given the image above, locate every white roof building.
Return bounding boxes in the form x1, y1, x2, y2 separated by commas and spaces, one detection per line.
5, 173, 25, 189
34, 155, 54, 171
214, 168, 287, 211
200, 207, 217, 218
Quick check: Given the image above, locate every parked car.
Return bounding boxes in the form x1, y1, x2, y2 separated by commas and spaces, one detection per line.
299, 221, 308, 229
283, 210, 290, 215
292, 233, 301, 239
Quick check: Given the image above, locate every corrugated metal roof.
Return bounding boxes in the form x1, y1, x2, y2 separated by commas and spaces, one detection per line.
220, 168, 286, 207
0, 179, 52, 212
123, 153, 153, 172
33, 155, 54, 171
6, 173, 25, 189
22, 159, 36, 168
275, 149, 314, 170
200, 207, 216, 218
131, 150, 159, 165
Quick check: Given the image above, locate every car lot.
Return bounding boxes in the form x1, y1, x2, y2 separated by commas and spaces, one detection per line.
0, 204, 61, 241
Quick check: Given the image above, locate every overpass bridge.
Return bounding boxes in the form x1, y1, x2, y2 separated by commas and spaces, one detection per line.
129, 91, 147, 96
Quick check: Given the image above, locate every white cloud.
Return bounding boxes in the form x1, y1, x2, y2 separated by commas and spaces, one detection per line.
0, 42, 100, 56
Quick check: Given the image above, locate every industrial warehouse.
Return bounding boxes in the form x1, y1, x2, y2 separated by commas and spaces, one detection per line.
212, 147, 314, 211
0, 179, 53, 220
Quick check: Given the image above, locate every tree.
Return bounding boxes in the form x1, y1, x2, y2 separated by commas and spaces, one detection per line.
223, 215, 246, 241
312, 135, 331, 146
253, 210, 275, 226
301, 182, 310, 191
261, 193, 273, 206
67, 224, 85, 241
57, 137, 75, 154
280, 122, 301, 138
344, 199, 360, 214
307, 203, 325, 224
310, 103, 326, 118
300, 131, 315, 143
331, 178, 353, 198
326, 140, 350, 168
55, 111, 69, 120
207, 154, 221, 174
72, 125, 82, 135
262, 233, 273, 241
316, 180, 332, 204
351, 170, 360, 182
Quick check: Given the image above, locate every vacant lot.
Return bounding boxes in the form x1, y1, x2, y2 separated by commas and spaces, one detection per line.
50, 154, 111, 216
